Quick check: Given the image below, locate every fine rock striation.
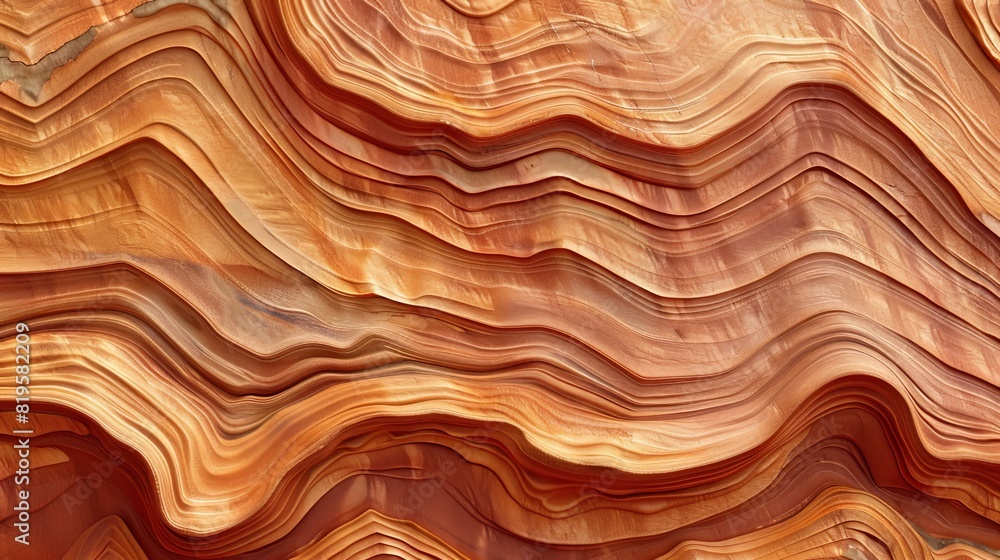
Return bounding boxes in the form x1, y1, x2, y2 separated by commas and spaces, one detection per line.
1, 0, 999, 558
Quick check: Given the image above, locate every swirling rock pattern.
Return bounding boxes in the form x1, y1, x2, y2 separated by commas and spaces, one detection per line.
2, 0, 999, 558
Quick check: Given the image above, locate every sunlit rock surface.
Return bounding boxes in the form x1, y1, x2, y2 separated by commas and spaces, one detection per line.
2, 0, 1000, 558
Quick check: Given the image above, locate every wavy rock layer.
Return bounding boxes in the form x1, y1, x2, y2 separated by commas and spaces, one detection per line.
1, 0, 999, 558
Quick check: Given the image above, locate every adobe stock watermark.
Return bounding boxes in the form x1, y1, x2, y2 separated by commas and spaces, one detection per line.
390, 419, 504, 518
812, 413, 846, 440
177, 436, 302, 557
176, 500, 230, 558
679, 0, 724, 27
520, 467, 619, 560
727, 503, 762, 536
394, 126, 449, 179
61, 450, 126, 514
906, 458, 972, 522
718, 413, 844, 536
387, 419, 619, 559
593, 126, 619, 152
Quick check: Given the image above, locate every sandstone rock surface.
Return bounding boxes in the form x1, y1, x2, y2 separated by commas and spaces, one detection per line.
2, 0, 1000, 558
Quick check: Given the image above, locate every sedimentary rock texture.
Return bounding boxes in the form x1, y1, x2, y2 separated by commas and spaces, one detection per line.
1, 0, 999, 558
